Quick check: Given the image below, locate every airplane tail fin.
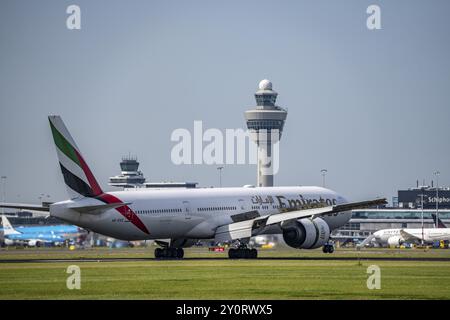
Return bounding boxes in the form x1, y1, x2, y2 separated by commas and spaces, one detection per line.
48, 116, 103, 199
431, 213, 447, 228
1, 215, 21, 235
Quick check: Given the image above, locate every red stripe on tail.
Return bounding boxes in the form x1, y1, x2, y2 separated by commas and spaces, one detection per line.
98, 193, 150, 235
74, 149, 103, 196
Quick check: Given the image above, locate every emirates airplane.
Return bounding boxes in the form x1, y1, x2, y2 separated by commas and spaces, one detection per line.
0, 116, 386, 259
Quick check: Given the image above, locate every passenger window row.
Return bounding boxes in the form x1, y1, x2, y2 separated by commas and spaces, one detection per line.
137, 208, 182, 214
251, 205, 272, 210
197, 206, 236, 212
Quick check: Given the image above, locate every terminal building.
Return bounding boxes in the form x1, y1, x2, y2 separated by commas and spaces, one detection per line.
333, 184, 450, 244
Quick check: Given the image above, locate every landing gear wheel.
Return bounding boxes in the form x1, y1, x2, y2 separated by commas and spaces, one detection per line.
176, 248, 184, 259
228, 247, 258, 259
322, 244, 334, 254
154, 247, 184, 259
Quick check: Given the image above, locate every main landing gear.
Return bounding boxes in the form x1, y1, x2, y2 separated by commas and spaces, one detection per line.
228, 242, 258, 259
322, 243, 335, 254
228, 248, 258, 259
154, 247, 184, 259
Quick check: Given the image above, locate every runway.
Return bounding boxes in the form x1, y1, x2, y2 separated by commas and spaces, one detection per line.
2, 249, 450, 299
2, 256, 450, 263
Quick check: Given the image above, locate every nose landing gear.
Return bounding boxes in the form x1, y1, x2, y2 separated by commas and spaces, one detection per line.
154, 247, 184, 259
322, 243, 334, 254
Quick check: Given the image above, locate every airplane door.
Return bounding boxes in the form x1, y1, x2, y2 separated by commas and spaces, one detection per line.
238, 199, 247, 212
183, 201, 191, 220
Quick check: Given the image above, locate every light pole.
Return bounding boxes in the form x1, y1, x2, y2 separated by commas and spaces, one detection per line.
434, 171, 440, 228
1, 176, 6, 214
321, 169, 328, 188
217, 166, 224, 188
418, 190, 425, 246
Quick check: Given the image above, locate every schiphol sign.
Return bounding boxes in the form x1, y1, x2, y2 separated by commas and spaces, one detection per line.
416, 192, 450, 209
400, 189, 450, 209
427, 195, 450, 206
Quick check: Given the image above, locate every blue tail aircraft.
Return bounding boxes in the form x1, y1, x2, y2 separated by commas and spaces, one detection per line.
1, 215, 81, 246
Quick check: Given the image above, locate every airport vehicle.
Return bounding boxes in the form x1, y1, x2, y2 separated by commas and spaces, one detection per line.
360, 214, 450, 247
1, 215, 79, 246
0, 116, 386, 258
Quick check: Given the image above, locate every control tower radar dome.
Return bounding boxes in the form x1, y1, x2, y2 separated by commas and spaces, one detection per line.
258, 79, 272, 90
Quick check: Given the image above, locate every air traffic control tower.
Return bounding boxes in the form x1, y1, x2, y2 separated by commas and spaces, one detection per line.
245, 80, 288, 187
109, 156, 146, 188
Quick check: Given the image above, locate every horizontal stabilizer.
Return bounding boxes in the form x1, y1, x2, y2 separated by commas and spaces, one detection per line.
0, 203, 50, 212
68, 202, 131, 214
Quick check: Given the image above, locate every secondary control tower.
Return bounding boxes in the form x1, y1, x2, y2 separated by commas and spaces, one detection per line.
244, 79, 288, 187
109, 155, 146, 188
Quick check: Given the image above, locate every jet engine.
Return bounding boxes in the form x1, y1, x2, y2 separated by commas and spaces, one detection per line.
27, 240, 42, 247
4, 239, 15, 246
282, 217, 330, 249
387, 236, 402, 247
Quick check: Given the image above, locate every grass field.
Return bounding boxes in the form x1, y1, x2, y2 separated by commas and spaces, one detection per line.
1, 247, 450, 299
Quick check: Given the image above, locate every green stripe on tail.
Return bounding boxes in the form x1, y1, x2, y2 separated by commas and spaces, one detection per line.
49, 120, 81, 167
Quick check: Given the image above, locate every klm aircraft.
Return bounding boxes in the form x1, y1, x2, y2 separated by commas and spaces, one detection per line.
1, 215, 81, 246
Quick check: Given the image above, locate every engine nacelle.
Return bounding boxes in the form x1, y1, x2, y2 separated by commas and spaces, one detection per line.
4, 238, 15, 246
282, 217, 330, 249
387, 236, 402, 247
27, 240, 42, 247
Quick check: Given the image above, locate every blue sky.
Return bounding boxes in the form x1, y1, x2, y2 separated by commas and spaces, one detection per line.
1, 0, 449, 203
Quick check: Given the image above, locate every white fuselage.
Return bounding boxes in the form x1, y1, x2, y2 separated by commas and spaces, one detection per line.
50, 186, 351, 241
373, 228, 450, 245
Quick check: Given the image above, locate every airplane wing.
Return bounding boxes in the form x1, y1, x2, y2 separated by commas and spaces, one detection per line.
399, 229, 420, 242
214, 198, 387, 242
0, 202, 50, 212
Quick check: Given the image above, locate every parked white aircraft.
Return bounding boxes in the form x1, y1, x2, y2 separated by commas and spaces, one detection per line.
0, 116, 386, 259
359, 214, 450, 247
